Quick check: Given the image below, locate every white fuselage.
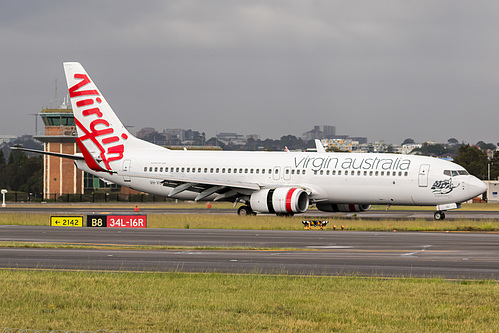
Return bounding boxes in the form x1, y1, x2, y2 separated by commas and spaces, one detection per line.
76, 149, 486, 207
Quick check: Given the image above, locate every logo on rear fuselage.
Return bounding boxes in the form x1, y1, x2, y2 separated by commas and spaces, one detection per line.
69, 73, 127, 170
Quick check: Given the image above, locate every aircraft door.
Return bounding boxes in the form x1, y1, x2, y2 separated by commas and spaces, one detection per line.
273, 166, 281, 180
122, 160, 131, 182
418, 164, 430, 187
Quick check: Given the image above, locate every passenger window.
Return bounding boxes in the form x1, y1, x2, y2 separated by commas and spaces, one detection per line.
314, 171, 318, 175
149, 167, 153, 172
210, 168, 214, 173
351, 171, 355, 176
398, 171, 402, 176
404, 172, 408, 176
320, 170, 323, 175
228, 168, 231, 173
302, 170, 306, 175
216, 168, 219, 173
256, 169, 259, 174
240, 169, 244, 173
296, 170, 300, 175
144, 167, 147, 172
204, 168, 208, 173
262, 169, 265, 174
176, 167, 179, 172
251, 169, 254, 174
160, 167, 163, 172
369, 171, 373, 176
338, 170, 342, 175
198, 168, 201, 173
332, 170, 336, 175
245, 169, 248, 174
181, 167, 184, 172
375, 171, 378, 176
386, 171, 390, 176
357, 171, 361, 176
186, 168, 190, 172
222, 168, 225, 173
364, 171, 367, 176
326, 170, 329, 175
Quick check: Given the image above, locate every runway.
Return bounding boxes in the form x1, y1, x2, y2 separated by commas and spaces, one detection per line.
1, 226, 498, 280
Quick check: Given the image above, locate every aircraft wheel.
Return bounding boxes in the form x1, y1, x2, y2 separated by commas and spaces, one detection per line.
237, 205, 255, 216
434, 211, 446, 220
276, 213, 294, 217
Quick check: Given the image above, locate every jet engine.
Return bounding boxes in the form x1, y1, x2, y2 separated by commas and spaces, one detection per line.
316, 203, 371, 212
250, 188, 309, 214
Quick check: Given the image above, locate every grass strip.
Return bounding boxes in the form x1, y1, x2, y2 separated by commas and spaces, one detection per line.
0, 241, 302, 251
1, 212, 499, 231
0, 270, 497, 332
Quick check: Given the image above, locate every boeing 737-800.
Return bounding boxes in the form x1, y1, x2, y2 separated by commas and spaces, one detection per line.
19, 63, 487, 220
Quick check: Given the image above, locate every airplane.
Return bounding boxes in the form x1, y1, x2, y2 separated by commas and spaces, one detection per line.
18, 62, 487, 220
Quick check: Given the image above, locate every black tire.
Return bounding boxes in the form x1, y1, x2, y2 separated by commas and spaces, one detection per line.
237, 205, 254, 216
434, 211, 446, 220
276, 213, 294, 217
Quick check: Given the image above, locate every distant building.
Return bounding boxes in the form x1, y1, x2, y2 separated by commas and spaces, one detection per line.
0, 135, 16, 145
136, 127, 156, 139
303, 125, 336, 140
216, 132, 247, 146
321, 139, 355, 152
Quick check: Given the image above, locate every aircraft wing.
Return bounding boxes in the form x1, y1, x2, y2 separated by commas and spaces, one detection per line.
118, 171, 261, 201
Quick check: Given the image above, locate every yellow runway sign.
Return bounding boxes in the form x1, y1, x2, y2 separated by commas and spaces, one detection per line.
50, 216, 84, 227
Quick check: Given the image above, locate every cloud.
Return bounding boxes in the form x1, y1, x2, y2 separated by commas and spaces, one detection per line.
1, 0, 499, 144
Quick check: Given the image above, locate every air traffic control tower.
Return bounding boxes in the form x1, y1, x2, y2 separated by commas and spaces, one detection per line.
35, 104, 84, 200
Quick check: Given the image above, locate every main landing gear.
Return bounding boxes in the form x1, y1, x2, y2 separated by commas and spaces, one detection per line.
434, 211, 446, 220
237, 205, 295, 217
237, 205, 256, 216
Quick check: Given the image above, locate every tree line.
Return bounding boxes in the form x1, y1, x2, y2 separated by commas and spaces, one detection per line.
0, 149, 43, 196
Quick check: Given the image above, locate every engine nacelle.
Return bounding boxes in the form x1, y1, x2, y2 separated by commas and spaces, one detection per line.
250, 188, 309, 214
316, 203, 371, 212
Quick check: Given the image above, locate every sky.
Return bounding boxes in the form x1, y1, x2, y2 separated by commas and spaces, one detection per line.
1, 0, 499, 145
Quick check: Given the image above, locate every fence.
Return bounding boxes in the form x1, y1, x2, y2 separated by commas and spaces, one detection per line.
1, 192, 171, 203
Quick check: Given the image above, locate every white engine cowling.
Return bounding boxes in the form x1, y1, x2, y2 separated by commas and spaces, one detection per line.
250, 188, 309, 214
316, 203, 371, 212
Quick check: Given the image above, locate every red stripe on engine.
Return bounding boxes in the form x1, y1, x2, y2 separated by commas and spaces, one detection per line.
286, 188, 297, 213
349, 204, 356, 212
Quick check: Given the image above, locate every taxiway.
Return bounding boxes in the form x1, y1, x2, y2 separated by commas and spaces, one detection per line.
1, 226, 497, 280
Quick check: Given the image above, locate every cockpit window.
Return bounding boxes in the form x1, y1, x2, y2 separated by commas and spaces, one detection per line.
444, 169, 469, 176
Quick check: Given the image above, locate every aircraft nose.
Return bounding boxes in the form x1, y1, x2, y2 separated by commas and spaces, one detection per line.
469, 176, 487, 198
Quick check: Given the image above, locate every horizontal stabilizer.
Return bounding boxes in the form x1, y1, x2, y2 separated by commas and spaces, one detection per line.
11, 147, 85, 160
